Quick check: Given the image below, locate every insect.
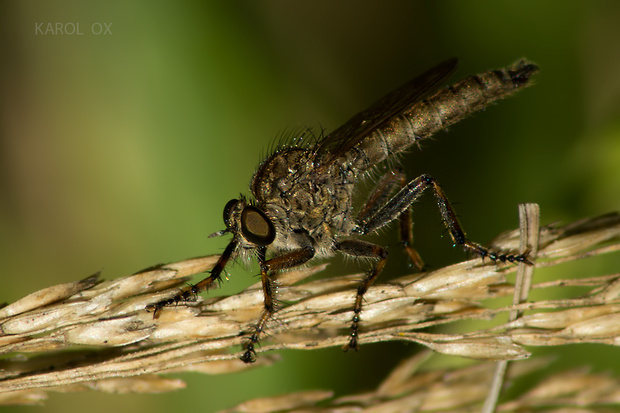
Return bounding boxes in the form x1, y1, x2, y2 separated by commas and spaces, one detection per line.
147, 58, 538, 363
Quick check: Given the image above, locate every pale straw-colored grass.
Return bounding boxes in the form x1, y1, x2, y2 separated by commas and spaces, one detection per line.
1, 205, 619, 411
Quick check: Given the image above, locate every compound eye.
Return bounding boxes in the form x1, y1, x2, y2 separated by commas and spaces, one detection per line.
223, 199, 241, 227
241, 206, 275, 246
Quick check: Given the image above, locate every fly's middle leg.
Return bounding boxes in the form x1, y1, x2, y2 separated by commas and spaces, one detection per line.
357, 174, 532, 264
399, 202, 424, 270
335, 239, 388, 352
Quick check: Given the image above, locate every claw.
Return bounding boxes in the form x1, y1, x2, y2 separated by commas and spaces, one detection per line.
240, 343, 257, 363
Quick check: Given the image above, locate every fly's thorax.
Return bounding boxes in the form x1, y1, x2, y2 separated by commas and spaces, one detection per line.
251, 147, 312, 200
250, 147, 359, 250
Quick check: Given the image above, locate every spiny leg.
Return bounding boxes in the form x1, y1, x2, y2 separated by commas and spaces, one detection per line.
145, 240, 238, 317
335, 239, 388, 352
241, 239, 315, 363
358, 174, 531, 264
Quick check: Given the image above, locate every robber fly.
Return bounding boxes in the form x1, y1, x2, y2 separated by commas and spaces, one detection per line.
147, 58, 538, 363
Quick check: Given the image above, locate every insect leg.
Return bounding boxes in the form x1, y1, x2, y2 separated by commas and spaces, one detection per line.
241, 236, 315, 363
358, 174, 531, 264
398, 199, 425, 270
356, 169, 405, 224
145, 240, 238, 317
334, 239, 388, 352
356, 170, 424, 270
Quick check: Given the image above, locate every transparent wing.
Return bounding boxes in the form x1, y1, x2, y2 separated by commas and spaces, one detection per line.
315, 58, 458, 164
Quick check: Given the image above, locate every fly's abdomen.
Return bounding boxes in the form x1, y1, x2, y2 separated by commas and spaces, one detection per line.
354, 59, 539, 170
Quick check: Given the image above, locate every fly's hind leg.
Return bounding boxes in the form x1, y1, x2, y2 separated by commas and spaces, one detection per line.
358, 170, 424, 270
241, 234, 315, 363
334, 239, 388, 352
341, 173, 530, 353
358, 174, 532, 265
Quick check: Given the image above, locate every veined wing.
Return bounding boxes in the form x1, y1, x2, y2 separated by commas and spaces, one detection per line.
315, 58, 458, 165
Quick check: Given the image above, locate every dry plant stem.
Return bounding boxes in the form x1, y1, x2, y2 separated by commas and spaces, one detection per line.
222, 352, 620, 413
0, 208, 619, 406
482, 203, 540, 413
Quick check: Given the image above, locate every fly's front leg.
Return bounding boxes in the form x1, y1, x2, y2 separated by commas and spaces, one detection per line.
357, 170, 424, 270
359, 174, 531, 264
241, 237, 315, 363
145, 240, 238, 317
335, 239, 388, 352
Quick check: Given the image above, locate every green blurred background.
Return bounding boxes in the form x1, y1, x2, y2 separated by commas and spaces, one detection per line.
1, 1, 619, 412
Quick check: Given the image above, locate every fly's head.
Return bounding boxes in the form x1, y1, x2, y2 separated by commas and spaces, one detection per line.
210, 198, 276, 257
